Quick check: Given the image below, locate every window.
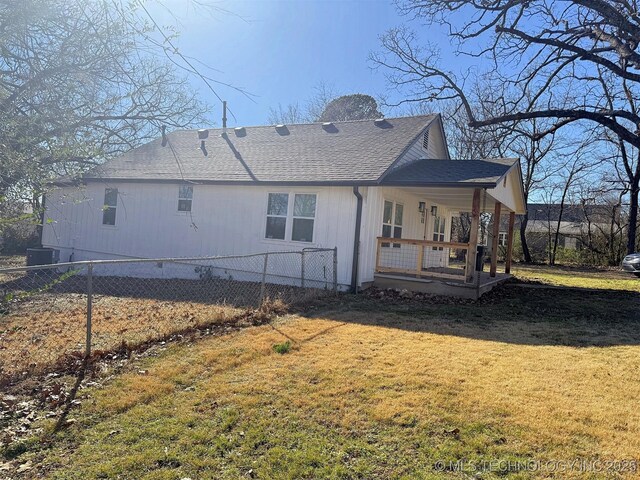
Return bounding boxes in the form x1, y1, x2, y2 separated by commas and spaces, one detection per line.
432, 215, 445, 250
178, 185, 193, 212
382, 200, 403, 248
266, 193, 288, 240
265, 193, 317, 242
498, 232, 508, 247
292, 194, 316, 242
102, 188, 117, 225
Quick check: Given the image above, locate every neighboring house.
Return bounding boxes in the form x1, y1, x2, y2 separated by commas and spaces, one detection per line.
42, 114, 526, 296
499, 203, 615, 251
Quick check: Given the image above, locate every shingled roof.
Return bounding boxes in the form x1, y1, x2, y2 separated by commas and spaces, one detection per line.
86, 115, 436, 184
381, 158, 517, 187
81, 114, 517, 187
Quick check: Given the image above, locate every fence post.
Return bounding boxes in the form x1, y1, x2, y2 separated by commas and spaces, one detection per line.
86, 263, 93, 359
260, 253, 269, 305
333, 247, 338, 293
300, 250, 305, 289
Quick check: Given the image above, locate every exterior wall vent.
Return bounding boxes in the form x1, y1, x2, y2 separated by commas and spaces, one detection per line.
422, 129, 430, 151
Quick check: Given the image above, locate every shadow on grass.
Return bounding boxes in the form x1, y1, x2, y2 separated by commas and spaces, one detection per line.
0, 272, 329, 310
311, 285, 640, 348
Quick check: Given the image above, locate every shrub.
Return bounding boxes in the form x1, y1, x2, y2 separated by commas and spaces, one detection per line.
272, 341, 291, 355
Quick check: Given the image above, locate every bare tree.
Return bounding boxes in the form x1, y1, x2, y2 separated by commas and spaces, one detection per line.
0, 0, 215, 231
306, 82, 339, 122
578, 186, 627, 265
267, 82, 338, 124
538, 142, 598, 265
268, 103, 306, 125
372, 0, 640, 254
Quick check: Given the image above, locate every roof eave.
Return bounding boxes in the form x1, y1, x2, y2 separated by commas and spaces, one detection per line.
80, 177, 384, 187
380, 181, 498, 188
76, 176, 498, 189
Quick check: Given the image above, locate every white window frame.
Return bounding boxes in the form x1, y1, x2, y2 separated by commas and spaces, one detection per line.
264, 192, 318, 243
291, 193, 317, 243
498, 232, 508, 247
432, 214, 446, 251
265, 192, 290, 241
382, 200, 403, 248
102, 188, 118, 226
178, 185, 193, 213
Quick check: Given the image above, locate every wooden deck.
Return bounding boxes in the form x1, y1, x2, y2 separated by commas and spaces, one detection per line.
373, 270, 511, 300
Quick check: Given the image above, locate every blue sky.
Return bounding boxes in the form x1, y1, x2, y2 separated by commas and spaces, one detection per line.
149, 0, 460, 127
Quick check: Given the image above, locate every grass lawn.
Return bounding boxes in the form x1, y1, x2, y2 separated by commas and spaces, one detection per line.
511, 263, 640, 291
10, 266, 640, 479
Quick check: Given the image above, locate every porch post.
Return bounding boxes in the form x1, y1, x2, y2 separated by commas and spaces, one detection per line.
505, 211, 515, 274
490, 201, 502, 277
465, 188, 481, 283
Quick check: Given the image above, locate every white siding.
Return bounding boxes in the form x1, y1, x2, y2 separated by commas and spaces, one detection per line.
42, 183, 358, 288
358, 187, 452, 284
388, 116, 450, 173
487, 166, 526, 214
44, 181, 462, 290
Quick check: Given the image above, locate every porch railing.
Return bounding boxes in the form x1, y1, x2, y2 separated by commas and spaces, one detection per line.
375, 237, 472, 282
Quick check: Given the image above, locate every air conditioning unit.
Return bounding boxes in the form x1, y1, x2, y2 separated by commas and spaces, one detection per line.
26, 247, 60, 266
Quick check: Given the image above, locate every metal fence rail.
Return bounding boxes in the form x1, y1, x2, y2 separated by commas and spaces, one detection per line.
0, 248, 337, 385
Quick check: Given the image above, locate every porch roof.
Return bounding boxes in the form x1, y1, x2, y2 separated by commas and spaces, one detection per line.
380, 157, 526, 214
380, 158, 517, 187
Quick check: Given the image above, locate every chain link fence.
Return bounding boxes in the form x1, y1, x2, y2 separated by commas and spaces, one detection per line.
0, 248, 337, 385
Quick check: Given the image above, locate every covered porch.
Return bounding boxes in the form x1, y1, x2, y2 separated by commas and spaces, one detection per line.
370, 159, 525, 299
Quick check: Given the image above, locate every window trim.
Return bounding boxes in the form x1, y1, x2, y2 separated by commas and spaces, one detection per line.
177, 185, 194, 213
101, 187, 118, 227
382, 199, 403, 248
263, 191, 318, 244
498, 232, 508, 247
432, 214, 446, 251
291, 193, 317, 243
265, 192, 290, 241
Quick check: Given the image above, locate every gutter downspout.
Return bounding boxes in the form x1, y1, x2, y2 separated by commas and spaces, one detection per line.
38, 193, 47, 247
351, 186, 363, 293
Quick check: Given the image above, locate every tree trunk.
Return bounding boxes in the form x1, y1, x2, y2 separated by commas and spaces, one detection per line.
520, 213, 532, 263
552, 188, 570, 266
628, 183, 639, 254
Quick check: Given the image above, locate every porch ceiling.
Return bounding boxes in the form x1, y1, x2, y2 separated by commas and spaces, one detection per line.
398, 187, 507, 213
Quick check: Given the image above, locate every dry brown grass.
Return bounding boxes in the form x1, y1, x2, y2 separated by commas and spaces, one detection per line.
30, 284, 640, 479
0, 293, 242, 382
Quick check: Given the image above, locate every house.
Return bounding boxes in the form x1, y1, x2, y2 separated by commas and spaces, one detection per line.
498, 203, 618, 254
42, 114, 526, 298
